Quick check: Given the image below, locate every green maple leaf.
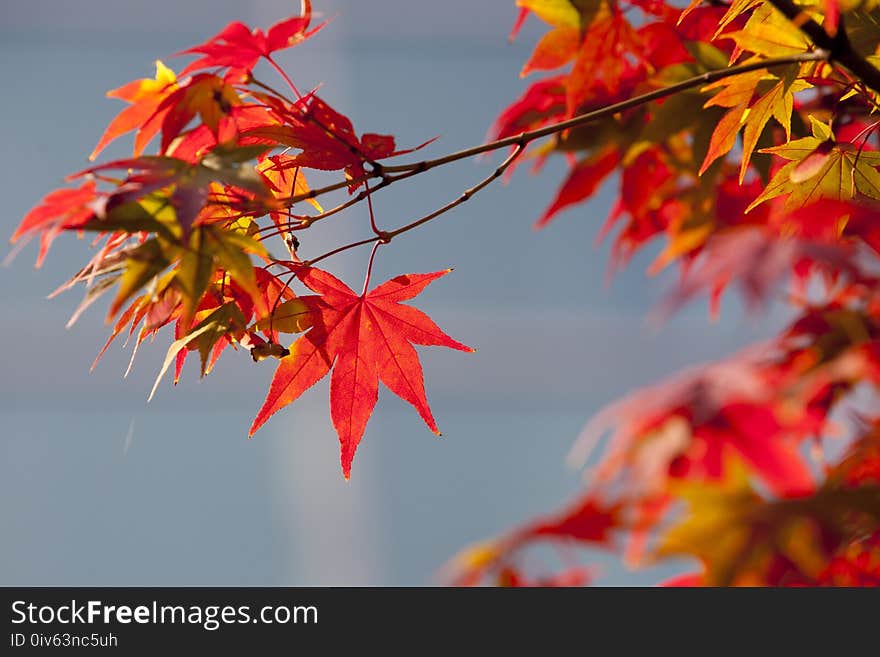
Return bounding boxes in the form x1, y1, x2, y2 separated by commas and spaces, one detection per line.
747, 117, 880, 212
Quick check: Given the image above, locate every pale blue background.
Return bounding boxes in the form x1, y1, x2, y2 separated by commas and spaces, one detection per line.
0, 0, 784, 585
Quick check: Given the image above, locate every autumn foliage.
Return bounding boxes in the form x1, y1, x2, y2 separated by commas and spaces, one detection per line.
10, 0, 880, 586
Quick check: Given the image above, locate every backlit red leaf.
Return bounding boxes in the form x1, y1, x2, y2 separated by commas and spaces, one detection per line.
250, 267, 472, 478
176, 1, 326, 77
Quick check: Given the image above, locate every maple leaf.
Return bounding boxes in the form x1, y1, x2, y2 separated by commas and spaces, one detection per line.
257, 154, 322, 245
512, 494, 620, 545
536, 147, 619, 227
150, 301, 249, 400
700, 66, 811, 179
657, 462, 783, 586
511, 0, 608, 41
818, 530, 880, 586
659, 455, 880, 585
688, 5, 815, 180
10, 181, 98, 267
520, 25, 580, 77
506, 2, 661, 125
60, 152, 272, 327
160, 267, 295, 384
490, 75, 567, 141
249, 267, 473, 479
512, 0, 612, 77
566, 14, 643, 116
94, 241, 276, 382
510, 6, 531, 42
658, 227, 866, 319
176, 0, 326, 77
635, 20, 694, 70
90, 60, 179, 161
570, 346, 818, 498
444, 492, 616, 586
175, 223, 269, 321
747, 117, 880, 212
723, 2, 811, 62
75, 147, 270, 236
154, 73, 245, 153
604, 147, 680, 267
243, 94, 428, 191
164, 105, 281, 163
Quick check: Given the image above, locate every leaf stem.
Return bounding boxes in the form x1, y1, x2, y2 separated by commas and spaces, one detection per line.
267, 56, 303, 100
364, 178, 381, 236
361, 241, 383, 297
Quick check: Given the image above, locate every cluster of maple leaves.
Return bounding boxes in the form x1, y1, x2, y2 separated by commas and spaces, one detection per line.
10, 0, 467, 481
10, 0, 880, 585
448, 0, 880, 586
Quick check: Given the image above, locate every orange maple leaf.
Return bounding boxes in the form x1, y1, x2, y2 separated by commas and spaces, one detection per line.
90, 60, 178, 160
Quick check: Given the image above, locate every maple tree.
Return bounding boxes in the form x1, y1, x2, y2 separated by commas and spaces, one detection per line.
10, 0, 880, 586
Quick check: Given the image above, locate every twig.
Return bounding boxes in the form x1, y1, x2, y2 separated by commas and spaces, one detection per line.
386, 143, 525, 240
302, 143, 525, 267
283, 51, 829, 207
365, 178, 381, 236
303, 237, 380, 268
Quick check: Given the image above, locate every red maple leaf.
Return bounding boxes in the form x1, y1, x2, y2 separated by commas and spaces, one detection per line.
444, 492, 616, 587
514, 494, 620, 545
566, 15, 643, 116
818, 530, 880, 586
571, 348, 818, 499
11, 181, 99, 267
243, 94, 430, 192
176, 0, 326, 78
508, 7, 529, 42
536, 147, 619, 228
167, 105, 281, 163
249, 266, 473, 478
657, 227, 868, 320
73, 152, 269, 236
491, 76, 567, 142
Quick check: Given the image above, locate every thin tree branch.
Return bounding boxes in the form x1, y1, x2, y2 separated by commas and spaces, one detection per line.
284, 51, 829, 207
302, 143, 525, 267
255, 192, 366, 240
303, 236, 380, 268
266, 50, 834, 270
386, 143, 525, 240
